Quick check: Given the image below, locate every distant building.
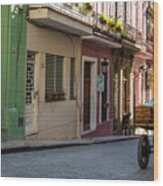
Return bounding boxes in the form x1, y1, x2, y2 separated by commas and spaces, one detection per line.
133, 1, 154, 107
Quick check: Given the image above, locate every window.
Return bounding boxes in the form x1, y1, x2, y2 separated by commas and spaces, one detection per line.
126, 2, 131, 25
138, 1, 142, 32
45, 54, 64, 102
109, 2, 115, 18
117, 2, 124, 21
124, 2, 127, 23
70, 58, 76, 99
97, 2, 102, 14
115, 2, 118, 20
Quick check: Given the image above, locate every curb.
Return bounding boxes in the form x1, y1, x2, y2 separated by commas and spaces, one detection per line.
1, 136, 138, 154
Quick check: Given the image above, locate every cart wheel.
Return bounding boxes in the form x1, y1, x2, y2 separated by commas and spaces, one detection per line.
137, 135, 150, 169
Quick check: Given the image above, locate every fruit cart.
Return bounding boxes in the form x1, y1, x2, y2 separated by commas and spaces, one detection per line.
134, 105, 154, 169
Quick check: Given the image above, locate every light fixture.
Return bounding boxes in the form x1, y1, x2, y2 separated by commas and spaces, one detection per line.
101, 58, 109, 73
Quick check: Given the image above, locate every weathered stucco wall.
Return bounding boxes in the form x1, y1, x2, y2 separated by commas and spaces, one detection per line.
82, 41, 113, 126
26, 22, 82, 140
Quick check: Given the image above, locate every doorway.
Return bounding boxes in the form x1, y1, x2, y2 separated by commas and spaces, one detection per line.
83, 62, 91, 131
25, 51, 38, 136
82, 56, 97, 134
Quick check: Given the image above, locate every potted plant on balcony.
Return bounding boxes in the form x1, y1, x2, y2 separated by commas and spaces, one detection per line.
107, 18, 116, 28
82, 2, 93, 15
99, 14, 108, 25
115, 21, 123, 33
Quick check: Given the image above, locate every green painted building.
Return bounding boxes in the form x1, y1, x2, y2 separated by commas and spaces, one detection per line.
1, 5, 28, 141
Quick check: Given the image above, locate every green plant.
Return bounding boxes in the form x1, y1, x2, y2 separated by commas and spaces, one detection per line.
115, 21, 123, 28
107, 18, 116, 28
115, 21, 123, 32
121, 29, 128, 37
99, 14, 108, 25
82, 2, 94, 15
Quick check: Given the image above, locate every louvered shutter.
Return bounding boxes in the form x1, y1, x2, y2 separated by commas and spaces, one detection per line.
70, 58, 75, 99
45, 54, 64, 101
46, 54, 54, 97
55, 56, 63, 93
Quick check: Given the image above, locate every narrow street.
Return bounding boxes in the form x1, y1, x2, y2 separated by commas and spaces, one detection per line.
1, 139, 154, 180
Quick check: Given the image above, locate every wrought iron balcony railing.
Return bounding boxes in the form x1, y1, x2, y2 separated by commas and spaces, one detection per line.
30, 3, 142, 45
30, 3, 94, 26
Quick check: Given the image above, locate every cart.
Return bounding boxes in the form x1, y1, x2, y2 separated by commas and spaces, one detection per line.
134, 105, 154, 169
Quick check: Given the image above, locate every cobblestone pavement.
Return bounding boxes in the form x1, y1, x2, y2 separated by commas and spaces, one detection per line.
1, 139, 154, 180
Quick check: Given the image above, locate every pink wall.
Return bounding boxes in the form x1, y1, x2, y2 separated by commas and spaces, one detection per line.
82, 40, 113, 125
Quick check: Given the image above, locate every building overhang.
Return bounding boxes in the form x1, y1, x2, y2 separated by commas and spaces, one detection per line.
122, 39, 140, 53
81, 33, 122, 49
28, 6, 93, 36
135, 51, 153, 60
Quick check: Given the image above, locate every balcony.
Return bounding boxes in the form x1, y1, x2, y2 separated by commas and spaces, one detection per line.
28, 3, 93, 36
28, 3, 139, 49
91, 12, 137, 46
123, 24, 137, 43
92, 12, 122, 43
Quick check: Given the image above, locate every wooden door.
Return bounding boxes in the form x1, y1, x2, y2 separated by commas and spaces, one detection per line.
83, 62, 91, 131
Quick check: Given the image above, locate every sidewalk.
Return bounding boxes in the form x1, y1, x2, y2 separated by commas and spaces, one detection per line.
1, 136, 138, 154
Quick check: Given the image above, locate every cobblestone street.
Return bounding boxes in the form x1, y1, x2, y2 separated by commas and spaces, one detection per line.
1, 139, 154, 180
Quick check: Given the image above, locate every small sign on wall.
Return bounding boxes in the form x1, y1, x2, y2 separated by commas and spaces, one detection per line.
96, 75, 104, 92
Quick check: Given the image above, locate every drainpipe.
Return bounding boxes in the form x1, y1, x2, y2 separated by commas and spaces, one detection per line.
120, 68, 123, 122
130, 70, 134, 126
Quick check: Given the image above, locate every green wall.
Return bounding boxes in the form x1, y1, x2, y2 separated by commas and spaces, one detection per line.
1, 5, 28, 141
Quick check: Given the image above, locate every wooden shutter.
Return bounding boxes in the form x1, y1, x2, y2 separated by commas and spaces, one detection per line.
46, 54, 54, 101
70, 58, 75, 99
55, 56, 63, 93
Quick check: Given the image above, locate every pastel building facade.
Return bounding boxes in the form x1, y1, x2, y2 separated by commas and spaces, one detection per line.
2, 1, 154, 141
26, 3, 120, 139
133, 1, 154, 107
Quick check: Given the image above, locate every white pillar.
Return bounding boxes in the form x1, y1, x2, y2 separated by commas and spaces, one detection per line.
107, 64, 110, 121
143, 70, 146, 104
138, 72, 142, 104
120, 69, 123, 122
130, 72, 134, 126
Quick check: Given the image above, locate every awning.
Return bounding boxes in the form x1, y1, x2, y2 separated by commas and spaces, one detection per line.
81, 33, 122, 49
